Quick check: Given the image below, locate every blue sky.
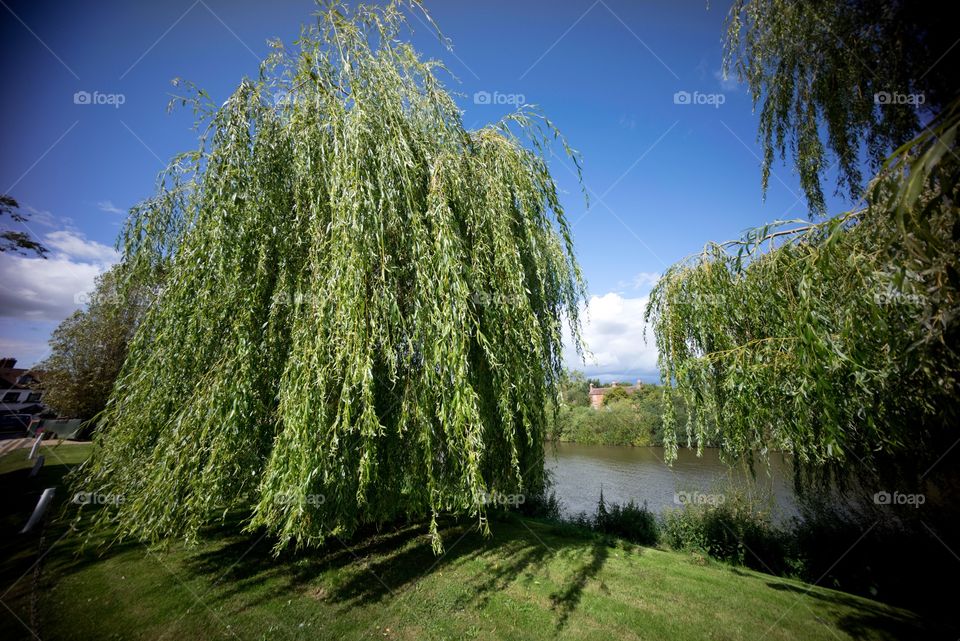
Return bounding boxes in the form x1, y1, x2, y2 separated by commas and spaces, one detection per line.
0, 0, 853, 380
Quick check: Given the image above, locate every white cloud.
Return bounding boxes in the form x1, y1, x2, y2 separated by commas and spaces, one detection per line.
614, 271, 660, 296
97, 200, 125, 215
632, 271, 660, 289
23, 206, 59, 228
44, 230, 118, 264
564, 292, 660, 382
714, 68, 739, 92
0, 230, 118, 321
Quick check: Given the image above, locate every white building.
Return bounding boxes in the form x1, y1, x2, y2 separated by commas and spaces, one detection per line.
0, 357, 45, 414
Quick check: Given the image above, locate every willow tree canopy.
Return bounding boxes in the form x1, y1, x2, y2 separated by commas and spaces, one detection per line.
77, 2, 585, 553
647, 103, 960, 489
724, 0, 959, 216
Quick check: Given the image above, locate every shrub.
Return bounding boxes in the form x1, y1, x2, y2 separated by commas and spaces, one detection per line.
520, 489, 563, 521
659, 492, 791, 574
593, 490, 659, 545
601, 386, 630, 406
554, 402, 654, 446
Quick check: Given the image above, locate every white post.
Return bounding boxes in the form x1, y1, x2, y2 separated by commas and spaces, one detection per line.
21, 488, 56, 534
29, 455, 45, 478
27, 433, 44, 460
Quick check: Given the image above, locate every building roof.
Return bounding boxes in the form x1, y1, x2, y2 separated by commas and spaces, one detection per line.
588, 382, 643, 396
0, 358, 42, 389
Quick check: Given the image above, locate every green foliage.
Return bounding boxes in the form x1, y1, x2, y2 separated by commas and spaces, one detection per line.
0, 194, 48, 257
724, 0, 957, 215
646, 103, 959, 488
76, 2, 585, 554
554, 401, 653, 447
593, 492, 658, 546
659, 493, 791, 574
632, 384, 688, 446
39, 265, 153, 420
518, 488, 563, 521
557, 369, 595, 407
552, 384, 688, 447
658, 487, 960, 611
600, 386, 629, 406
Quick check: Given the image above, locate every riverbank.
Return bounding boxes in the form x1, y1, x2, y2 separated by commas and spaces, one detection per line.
551, 399, 664, 447
551, 380, 691, 448
2, 443, 950, 640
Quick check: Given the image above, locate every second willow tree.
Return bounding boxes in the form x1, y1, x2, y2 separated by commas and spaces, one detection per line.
78, 2, 585, 552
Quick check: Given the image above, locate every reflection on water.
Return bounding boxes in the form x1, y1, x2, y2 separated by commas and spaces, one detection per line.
544, 442, 797, 521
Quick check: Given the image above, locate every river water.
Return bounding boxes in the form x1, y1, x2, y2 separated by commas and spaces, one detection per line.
544, 442, 798, 522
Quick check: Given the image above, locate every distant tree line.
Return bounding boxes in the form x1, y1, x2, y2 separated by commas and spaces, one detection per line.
550, 370, 693, 447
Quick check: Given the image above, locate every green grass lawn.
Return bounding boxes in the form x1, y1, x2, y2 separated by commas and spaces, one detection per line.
0, 443, 950, 640
0, 440, 91, 475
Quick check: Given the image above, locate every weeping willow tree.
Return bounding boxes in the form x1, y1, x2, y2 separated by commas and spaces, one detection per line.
647, 102, 959, 489
724, 0, 959, 216
662, 0, 960, 490
75, 1, 585, 553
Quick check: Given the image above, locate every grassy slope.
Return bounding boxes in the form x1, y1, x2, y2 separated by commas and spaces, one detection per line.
0, 444, 948, 641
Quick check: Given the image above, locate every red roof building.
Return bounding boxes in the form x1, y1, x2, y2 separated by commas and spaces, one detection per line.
587, 380, 643, 409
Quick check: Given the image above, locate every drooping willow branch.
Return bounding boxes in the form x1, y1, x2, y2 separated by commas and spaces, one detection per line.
646, 104, 959, 488
74, 1, 586, 553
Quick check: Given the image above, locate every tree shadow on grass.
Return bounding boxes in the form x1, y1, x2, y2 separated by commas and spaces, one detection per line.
0, 459, 150, 641
450, 529, 557, 611
2, 452, 623, 629
549, 536, 610, 629
764, 581, 956, 641
174, 514, 620, 628
160, 519, 423, 612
